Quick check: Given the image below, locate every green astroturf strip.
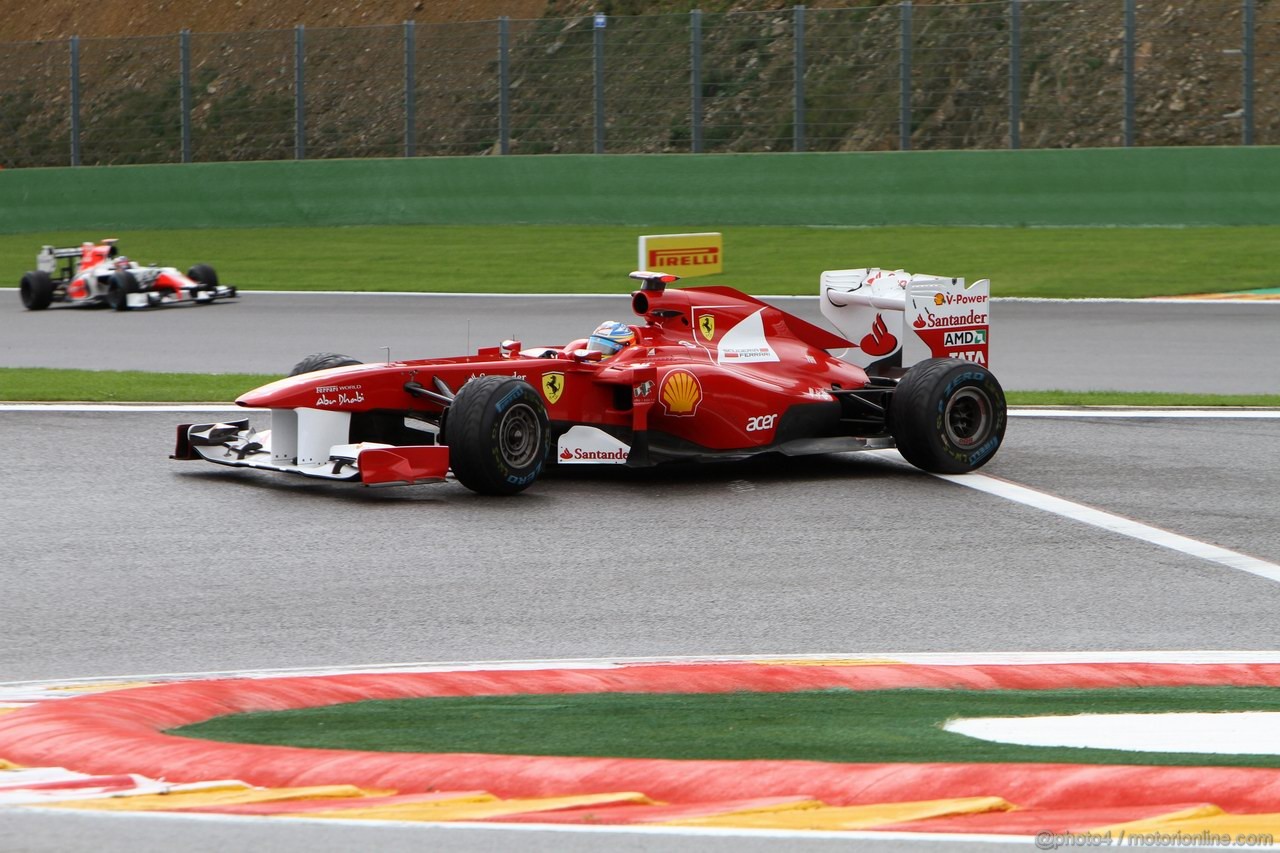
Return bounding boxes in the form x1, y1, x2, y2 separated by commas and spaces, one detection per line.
3, 224, 1278, 297
170, 687, 1280, 768
3, 368, 1279, 407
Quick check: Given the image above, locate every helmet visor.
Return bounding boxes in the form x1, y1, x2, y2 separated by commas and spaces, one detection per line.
587, 335, 626, 356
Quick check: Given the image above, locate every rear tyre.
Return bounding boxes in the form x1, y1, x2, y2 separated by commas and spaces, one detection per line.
288, 353, 362, 376
446, 375, 549, 496
20, 271, 54, 310
890, 357, 1006, 474
187, 264, 219, 288
105, 271, 139, 312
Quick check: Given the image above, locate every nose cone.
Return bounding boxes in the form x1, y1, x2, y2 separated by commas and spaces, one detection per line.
235, 373, 319, 408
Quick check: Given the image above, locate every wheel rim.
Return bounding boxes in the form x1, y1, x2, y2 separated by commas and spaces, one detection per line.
498, 402, 541, 468
944, 387, 992, 448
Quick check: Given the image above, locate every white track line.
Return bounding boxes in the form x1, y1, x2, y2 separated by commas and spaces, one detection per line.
0, 404, 256, 412
4, 285, 1278, 303
937, 470, 1280, 584
10, 651, 1280, 691
3, 404, 1277, 416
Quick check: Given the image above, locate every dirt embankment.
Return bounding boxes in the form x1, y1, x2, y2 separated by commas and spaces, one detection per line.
0, 1, 549, 41
2, 0, 1270, 158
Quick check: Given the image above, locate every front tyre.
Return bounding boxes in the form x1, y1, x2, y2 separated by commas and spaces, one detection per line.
288, 353, 362, 376
446, 375, 549, 495
187, 264, 219, 289
20, 271, 54, 310
890, 357, 1006, 474
105, 271, 139, 312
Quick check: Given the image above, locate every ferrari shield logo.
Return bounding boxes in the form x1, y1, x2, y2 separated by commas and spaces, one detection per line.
698, 314, 715, 341
541, 372, 565, 405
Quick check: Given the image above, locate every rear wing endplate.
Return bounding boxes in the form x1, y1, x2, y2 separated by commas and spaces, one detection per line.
819, 268, 990, 371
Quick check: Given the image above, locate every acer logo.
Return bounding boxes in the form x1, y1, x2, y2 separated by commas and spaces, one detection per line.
746, 413, 778, 432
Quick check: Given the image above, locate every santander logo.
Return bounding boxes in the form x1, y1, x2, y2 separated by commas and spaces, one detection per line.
561, 447, 628, 461
859, 312, 898, 356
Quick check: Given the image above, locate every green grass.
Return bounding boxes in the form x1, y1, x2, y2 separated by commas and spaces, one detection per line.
0, 369, 273, 403
4, 224, 1278, 297
3, 368, 1278, 406
169, 686, 1280, 768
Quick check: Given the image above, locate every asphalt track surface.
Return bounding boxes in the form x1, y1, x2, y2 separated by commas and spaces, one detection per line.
3, 290, 1280, 393
4, 293, 1280, 852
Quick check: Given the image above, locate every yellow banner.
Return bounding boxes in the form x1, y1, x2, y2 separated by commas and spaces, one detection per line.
638, 232, 722, 278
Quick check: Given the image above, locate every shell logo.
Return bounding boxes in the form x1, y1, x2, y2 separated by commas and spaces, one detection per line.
660, 369, 702, 416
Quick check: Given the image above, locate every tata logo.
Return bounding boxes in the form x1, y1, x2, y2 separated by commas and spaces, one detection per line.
698, 314, 715, 341
948, 350, 988, 365
541, 372, 565, 405
648, 247, 719, 267
746, 413, 778, 432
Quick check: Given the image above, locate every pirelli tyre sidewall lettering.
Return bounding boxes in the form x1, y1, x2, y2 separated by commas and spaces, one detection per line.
890, 357, 1007, 475
933, 369, 1005, 468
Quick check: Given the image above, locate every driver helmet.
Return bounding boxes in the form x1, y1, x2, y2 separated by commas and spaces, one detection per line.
586, 321, 636, 359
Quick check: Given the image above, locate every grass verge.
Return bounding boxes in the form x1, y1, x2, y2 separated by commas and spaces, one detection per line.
169, 686, 1280, 768
4, 224, 1278, 297
3, 368, 1278, 407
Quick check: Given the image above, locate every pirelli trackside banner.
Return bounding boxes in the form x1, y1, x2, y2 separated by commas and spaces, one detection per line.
638, 232, 723, 278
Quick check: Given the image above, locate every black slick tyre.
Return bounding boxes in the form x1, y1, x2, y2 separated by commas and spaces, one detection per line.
288, 353, 362, 376
187, 264, 219, 288
20, 271, 54, 310
105, 271, 139, 311
890, 357, 1006, 474
446, 375, 549, 496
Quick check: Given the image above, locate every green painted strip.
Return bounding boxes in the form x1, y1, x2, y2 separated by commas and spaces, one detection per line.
5, 146, 1280, 233
170, 687, 1280, 768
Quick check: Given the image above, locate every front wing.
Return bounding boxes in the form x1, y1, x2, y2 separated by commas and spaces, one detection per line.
172, 419, 449, 486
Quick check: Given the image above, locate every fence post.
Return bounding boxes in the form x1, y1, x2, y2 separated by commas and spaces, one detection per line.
69, 36, 81, 166
794, 5, 806, 152
899, 1, 912, 151
404, 20, 416, 157
691, 9, 703, 153
180, 30, 192, 163
1123, 0, 1135, 147
499, 17, 511, 154
594, 13, 606, 154
295, 25, 306, 160
1008, 0, 1021, 150
1243, 0, 1255, 145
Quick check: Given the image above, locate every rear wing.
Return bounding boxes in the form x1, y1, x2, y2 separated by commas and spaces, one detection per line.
819, 268, 990, 372
36, 245, 85, 275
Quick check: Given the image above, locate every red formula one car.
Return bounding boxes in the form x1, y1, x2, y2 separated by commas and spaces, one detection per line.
173, 270, 1005, 495
19, 238, 236, 311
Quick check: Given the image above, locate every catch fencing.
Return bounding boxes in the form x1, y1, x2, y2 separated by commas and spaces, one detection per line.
1, 0, 1276, 167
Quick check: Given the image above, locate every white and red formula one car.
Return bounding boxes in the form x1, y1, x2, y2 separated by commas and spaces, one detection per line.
174, 269, 1004, 495
19, 238, 237, 311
